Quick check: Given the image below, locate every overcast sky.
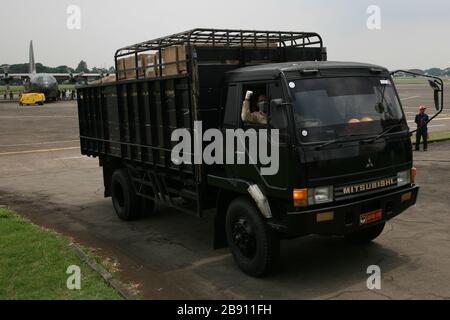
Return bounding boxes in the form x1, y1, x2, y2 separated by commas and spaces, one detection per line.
1, 0, 449, 70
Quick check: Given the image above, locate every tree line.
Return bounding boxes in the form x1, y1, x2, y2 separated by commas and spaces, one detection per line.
404, 68, 450, 77
1, 60, 115, 74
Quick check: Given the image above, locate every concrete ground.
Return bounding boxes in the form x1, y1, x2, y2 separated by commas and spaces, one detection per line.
0, 97, 449, 300
396, 82, 450, 132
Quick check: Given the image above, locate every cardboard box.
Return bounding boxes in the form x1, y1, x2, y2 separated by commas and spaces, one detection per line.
117, 46, 188, 79
124, 56, 137, 79
116, 58, 126, 80
163, 45, 187, 76
90, 74, 117, 85
117, 56, 137, 80
102, 74, 117, 83
139, 54, 158, 78
155, 52, 163, 76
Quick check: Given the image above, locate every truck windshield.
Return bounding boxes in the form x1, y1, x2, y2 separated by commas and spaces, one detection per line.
290, 76, 405, 143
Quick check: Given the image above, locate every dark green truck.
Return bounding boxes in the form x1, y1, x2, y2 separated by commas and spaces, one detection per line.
77, 29, 443, 276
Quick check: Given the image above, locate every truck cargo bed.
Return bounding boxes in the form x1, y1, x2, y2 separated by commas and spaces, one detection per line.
77, 28, 326, 216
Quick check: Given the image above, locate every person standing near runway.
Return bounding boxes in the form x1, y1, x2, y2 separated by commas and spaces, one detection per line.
415, 105, 429, 151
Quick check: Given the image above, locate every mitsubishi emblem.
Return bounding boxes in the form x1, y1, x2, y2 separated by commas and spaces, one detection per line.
366, 158, 374, 168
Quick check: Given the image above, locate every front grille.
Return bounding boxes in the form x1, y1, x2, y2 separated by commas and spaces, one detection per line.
334, 176, 398, 201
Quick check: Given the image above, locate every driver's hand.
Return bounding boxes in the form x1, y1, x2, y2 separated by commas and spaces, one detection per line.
245, 91, 253, 101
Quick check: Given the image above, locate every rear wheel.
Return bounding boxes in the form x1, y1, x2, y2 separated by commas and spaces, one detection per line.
225, 197, 279, 277
111, 169, 140, 221
345, 222, 386, 244
111, 169, 155, 220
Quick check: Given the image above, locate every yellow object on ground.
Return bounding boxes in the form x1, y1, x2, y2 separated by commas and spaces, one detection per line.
19, 93, 46, 106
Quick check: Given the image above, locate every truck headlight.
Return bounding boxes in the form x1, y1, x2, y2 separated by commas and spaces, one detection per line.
308, 186, 333, 205
397, 170, 411, 187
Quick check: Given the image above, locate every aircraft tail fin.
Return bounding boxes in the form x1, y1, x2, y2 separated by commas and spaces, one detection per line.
29, 40, 36, 74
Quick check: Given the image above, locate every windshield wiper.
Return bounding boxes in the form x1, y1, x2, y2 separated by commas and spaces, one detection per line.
363, 123, 404, 144
315, 134, 365, 150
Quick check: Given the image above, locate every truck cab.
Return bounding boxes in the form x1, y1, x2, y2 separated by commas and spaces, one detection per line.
206, 61, 421, 274
215, 62, 419, 235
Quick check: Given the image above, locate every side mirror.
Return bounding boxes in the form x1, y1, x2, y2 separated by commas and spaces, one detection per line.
429, 80, 441, 111
391, 70, 444, 134
269, 98, 288, 129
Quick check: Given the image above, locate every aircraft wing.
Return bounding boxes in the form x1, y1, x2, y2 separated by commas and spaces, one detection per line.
0, 73, 30, 79
49, 73, 103, 83
1, 73, 102, 81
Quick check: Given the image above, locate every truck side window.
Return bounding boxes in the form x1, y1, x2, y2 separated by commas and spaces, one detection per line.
223, 85, 238, 127
241, 84, 268, 126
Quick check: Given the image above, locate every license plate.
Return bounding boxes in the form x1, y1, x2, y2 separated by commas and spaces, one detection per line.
360, 209, 383, 225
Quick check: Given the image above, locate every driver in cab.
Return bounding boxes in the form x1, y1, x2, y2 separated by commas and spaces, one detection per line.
241, 90, 268, 125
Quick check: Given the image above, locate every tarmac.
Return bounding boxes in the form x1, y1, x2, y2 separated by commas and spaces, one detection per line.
396, 83, 450, 132
0, 93, 449, 299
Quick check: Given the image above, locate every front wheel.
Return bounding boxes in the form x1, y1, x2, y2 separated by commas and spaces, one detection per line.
345, 222, 386, 244
225, 197, 280, 277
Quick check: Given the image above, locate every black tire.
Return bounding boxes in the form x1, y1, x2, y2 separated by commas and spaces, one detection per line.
345, 222, 386, 244
111, 169, 139, 221
225, 197, 280, 277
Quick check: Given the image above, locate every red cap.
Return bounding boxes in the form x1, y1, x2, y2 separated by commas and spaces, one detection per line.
419, 105, 427, 111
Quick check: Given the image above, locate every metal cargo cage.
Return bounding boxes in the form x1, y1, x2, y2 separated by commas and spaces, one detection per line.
114, 28, 325, 80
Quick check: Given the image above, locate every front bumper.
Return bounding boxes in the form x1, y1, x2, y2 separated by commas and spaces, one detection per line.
273, 185, 419, 236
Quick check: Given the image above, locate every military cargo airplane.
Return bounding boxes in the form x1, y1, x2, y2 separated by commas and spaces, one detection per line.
1, 41, 101, 101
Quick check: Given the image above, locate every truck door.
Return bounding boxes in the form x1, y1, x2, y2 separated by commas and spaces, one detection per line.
265, 81, 292, 195
232, 81, 291, 196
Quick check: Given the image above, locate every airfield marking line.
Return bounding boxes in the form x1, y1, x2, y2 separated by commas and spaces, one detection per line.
431, 117, 450, 121
16, 106, 76, 109
54, 156, 86, 161
407, 117, 450, 124
0, 140, 79, 147
400, 96, 420, 101
0, 116, 77, 119
0, 146, 80, 156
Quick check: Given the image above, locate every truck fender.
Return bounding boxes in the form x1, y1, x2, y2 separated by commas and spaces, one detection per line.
247, 184, 273, 219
